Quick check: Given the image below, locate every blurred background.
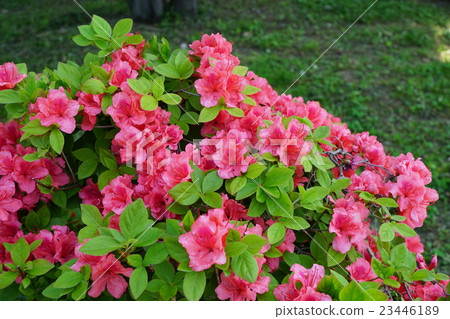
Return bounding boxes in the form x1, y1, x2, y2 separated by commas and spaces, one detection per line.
0, 0, 448, 272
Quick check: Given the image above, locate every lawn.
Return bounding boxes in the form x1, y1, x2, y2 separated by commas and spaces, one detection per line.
0, 0, 448, 272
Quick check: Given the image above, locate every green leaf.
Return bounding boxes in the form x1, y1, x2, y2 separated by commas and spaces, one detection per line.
151, 76, 165, 98
327, 247, 346, 266
242, 96, 256, 106
154, 63, 180, 79
231, 251, 259, 283
225, 107, 244, 117
266, 192, 293, 217
71, 281, 88, 300
246, 163, 266, 179
0, 90, 26, 104
49, 129, 64, 154
128, 78, 151, 95
390, 243, 413, 270
81, 79, 106, 94
91, 15, 112, 39
21, 119, 51, 136
73, 148, 98, 161
264, 246, 283, 258
240, 234, 268, 255
202, 170, 223, 193
199, 105, 221, 122
248, 199, 266, 217
180, 112, 199, 124
98, 169, 119, 189
143, 243, 168, 266
201, 192, 223, 208
183, 271, 206, 301
375, 197, 399, 207
27, 259, 54, 276
225, 242, 248, 257
0, 272, 18, 289
130, 267, 148, 299
52, 191, 67, 208
227, 177, 245, 195
127, 255, 143, 268
264, 167, 294, 187
390, 215, 406, 222
266, 223, 286, 245
164, 236, 189, 263
11, 237, 30, 266
168, 181, 200, 205
99, 148, 117, 170
241, 84, 261, 95
339, 280, 367, 301
120, 199, 148, 240
155, 260, 175, 283
235, 180, 258, 200
280, 216, 310, 230
232, 65, 248, 76
140, 95, 158, 111
379, 223, 395, 242
394, 223, 417, 237
78, 158, 98, 179
411, 269, 436, 282
313, 126, 330, 139
330, 178, 351, 192
316, 169, 331, 188
54, 271, 83, 288
178, 58, 194, 79
113, 18, 133, 37
383, 278, 401, 288
301, 186, 329, 204
134, 228, 164, 247
159, 93, 182, 105
79, 236, 122, 256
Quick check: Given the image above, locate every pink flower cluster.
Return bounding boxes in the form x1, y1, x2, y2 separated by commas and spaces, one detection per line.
0, 121, 70, 234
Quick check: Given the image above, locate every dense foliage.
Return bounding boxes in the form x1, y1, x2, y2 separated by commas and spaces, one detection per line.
0, 16, 448, 301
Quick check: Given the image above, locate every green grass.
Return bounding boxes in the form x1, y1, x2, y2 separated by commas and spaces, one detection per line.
1, 0, 448, 271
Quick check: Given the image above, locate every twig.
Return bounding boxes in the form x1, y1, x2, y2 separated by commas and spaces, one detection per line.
404, 283, 414, 301
61, 151, 80, 187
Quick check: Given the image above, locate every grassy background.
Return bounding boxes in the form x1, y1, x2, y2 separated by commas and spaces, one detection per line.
1, 0, 448, 272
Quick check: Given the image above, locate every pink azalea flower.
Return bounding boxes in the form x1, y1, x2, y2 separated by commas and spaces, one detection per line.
200, 129, 254, 179
88, 254, 133, 299
12, 157, 49, 194
329, 198, 370, 254
101, 175, 134, 215
195, 58, 245, 108
215, 272, 270, 301
346, 258, 377, 282
79, 178, 103, 210
71, 243, 104, 272
107, 90, 146, 129
0, 178, 22, 221
388, 173, 438, 228
179, 208, 230, 271
33, 87, 80, 133
190, 33, 233, 58
259, 117, 312, 167
405, 235, 424, 253
76, 91, 103, 131
0, 62, 27, 90
274, 264, 332, 301
221, 194, 251, 220
161, 150, 192, 190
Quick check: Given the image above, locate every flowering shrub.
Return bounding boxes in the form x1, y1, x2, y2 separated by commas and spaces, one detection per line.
0, 16, 448, 301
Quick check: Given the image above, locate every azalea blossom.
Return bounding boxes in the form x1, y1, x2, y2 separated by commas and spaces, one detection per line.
179, 208, 230, 271
0, 62, 27, 90
32, 87, 80, 134
88, 254, 133, 299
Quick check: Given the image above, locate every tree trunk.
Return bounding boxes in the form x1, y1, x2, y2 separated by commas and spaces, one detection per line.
127, 0, 164, 23
172, 0, 197, 17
